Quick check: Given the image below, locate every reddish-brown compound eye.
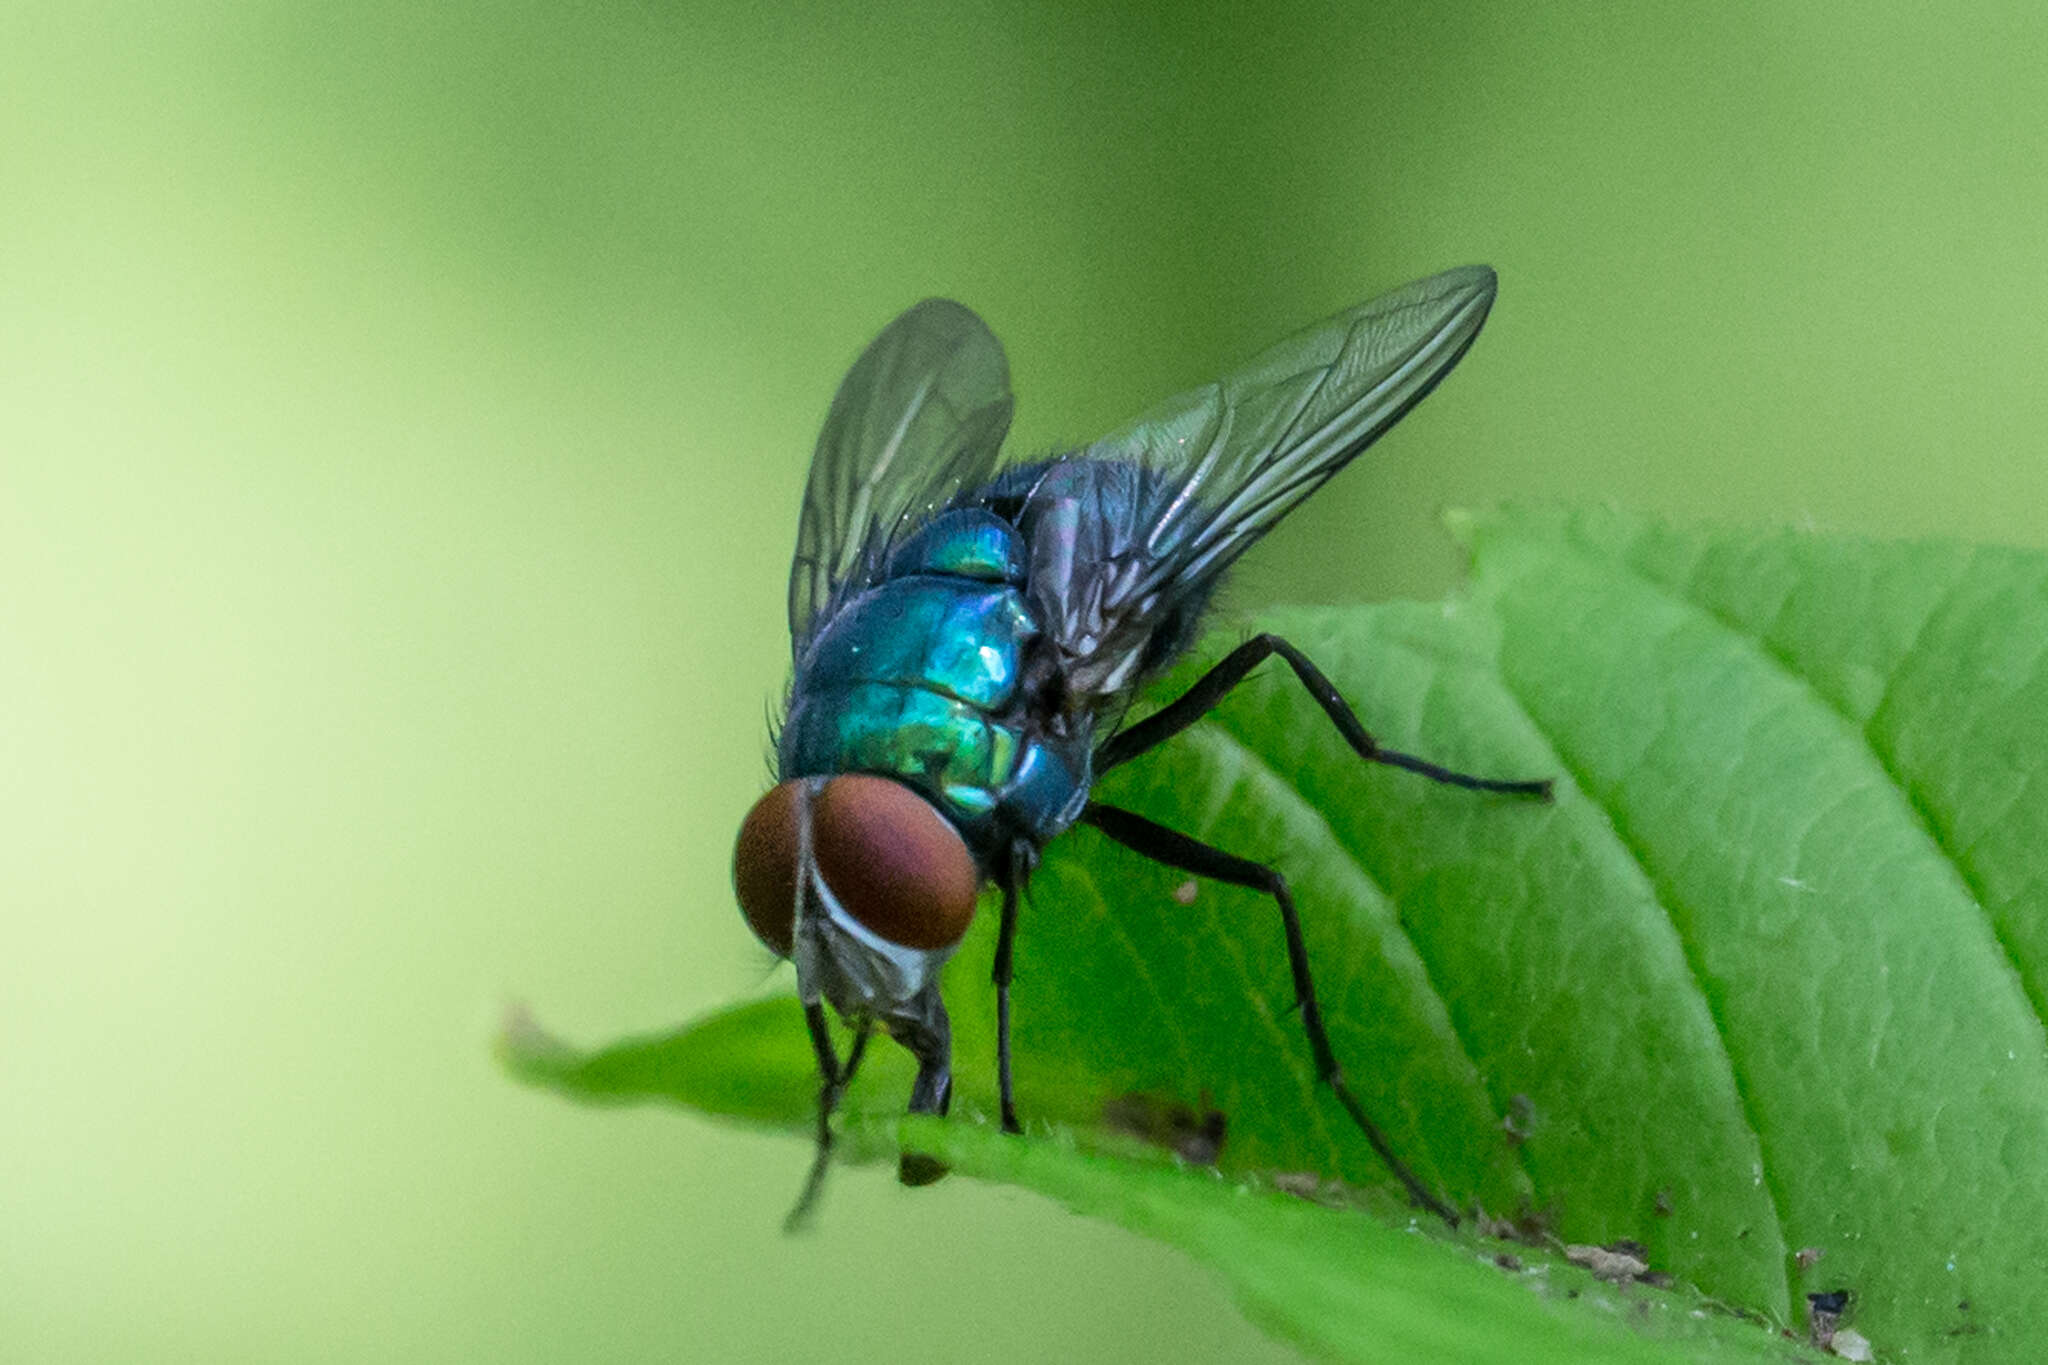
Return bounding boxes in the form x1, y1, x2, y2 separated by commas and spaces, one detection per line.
733, 782, 801, 956
812, 775, 979, 950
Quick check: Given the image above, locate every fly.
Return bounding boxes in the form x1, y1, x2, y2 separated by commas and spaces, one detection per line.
730, 266, 1551, 1228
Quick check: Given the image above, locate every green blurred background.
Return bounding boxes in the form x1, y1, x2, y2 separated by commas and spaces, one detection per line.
5, 3, 2044, 1361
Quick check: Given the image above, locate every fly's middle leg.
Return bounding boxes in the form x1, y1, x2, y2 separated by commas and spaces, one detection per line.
991, 840, 1028, 1134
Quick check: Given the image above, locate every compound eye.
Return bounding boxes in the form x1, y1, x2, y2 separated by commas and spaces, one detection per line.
813, 775, 979, 950
733, 782, 802, 956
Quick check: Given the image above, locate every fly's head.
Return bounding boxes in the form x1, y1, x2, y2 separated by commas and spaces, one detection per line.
732, 774, 979, 1057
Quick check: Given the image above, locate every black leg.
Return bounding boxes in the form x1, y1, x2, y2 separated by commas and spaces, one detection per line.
992, 840, 1028, 1134
785, 1005, 871, 1232
891, 988, 954, 1118
840, 1027, 870, 1087
1082, 801, 1460, 1227
890, 982, 955, 1187
802, 1000, 844, 1149
1097, 632, 1551, 800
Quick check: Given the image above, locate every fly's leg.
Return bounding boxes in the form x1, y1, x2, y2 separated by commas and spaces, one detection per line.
784, 1003, 872, 1233
889, 981, 955, 1187
992, 840, 1029, 1134
1081, 800, 1460, 1227
1097, 632, 1551, 800
890, 984, 954, 1118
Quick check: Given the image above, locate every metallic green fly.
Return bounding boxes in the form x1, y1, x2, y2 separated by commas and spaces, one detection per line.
733, 267, 1550, 1225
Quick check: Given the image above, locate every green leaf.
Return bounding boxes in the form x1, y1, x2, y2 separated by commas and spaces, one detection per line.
507, 507, 2048, 1362
503, 998, 1807, 1364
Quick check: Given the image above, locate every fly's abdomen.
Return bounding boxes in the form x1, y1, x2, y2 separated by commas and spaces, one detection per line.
784, 573, 1035, 835
782, 511, 1089, 855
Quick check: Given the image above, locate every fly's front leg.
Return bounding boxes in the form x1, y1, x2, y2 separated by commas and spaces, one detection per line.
1099, 632, 1550, 800
888, 980, 955, 1187
1081, 801, 1460, 1227
888, 985, 954, 1118
785, 1003, 871, 1232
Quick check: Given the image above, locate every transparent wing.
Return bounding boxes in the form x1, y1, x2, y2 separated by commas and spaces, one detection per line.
1095, 264, 1496, 602
1023, 266, 1498, 698
788, 299, 1014, 650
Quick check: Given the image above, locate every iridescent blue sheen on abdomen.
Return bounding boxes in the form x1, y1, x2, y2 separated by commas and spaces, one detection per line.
780, 509, 1089, 862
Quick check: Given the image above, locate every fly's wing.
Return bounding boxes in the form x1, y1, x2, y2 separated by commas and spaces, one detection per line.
1033, 266, 1497, 698
788, 299, 1015, 653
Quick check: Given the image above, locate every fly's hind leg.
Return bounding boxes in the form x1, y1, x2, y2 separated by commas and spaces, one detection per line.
1081, 800, 1460, 1227
991, 839, 1030, 1134
1097, 632, 1551, 801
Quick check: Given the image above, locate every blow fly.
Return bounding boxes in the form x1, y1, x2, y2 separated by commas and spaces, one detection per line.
732, 266, 1550, 1227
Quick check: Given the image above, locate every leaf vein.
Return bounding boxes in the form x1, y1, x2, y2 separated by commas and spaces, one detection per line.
1479, 652, 1798, 1316
1593, 533, 2048, 1046
1072, 858, 1206, 1102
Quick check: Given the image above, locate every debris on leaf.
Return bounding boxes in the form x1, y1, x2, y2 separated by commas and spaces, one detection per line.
1472, 1208, 1555, 1244
1474, 1212, 1519, 1240
1806, 1289, 1851, 1351
1501, 1093, 1538, 1145
1565, 1240, 1651, 1284
1268, 1171, 1351, 1208
1102, 1092, 1227, 1164
1828, 1328, 1873, 1362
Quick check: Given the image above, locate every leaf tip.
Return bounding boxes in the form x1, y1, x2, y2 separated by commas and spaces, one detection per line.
495, 998, 582, 1081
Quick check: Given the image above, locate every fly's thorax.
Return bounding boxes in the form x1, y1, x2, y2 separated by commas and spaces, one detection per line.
1008, 457, 1221, 702
885, 507, 1027, 585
